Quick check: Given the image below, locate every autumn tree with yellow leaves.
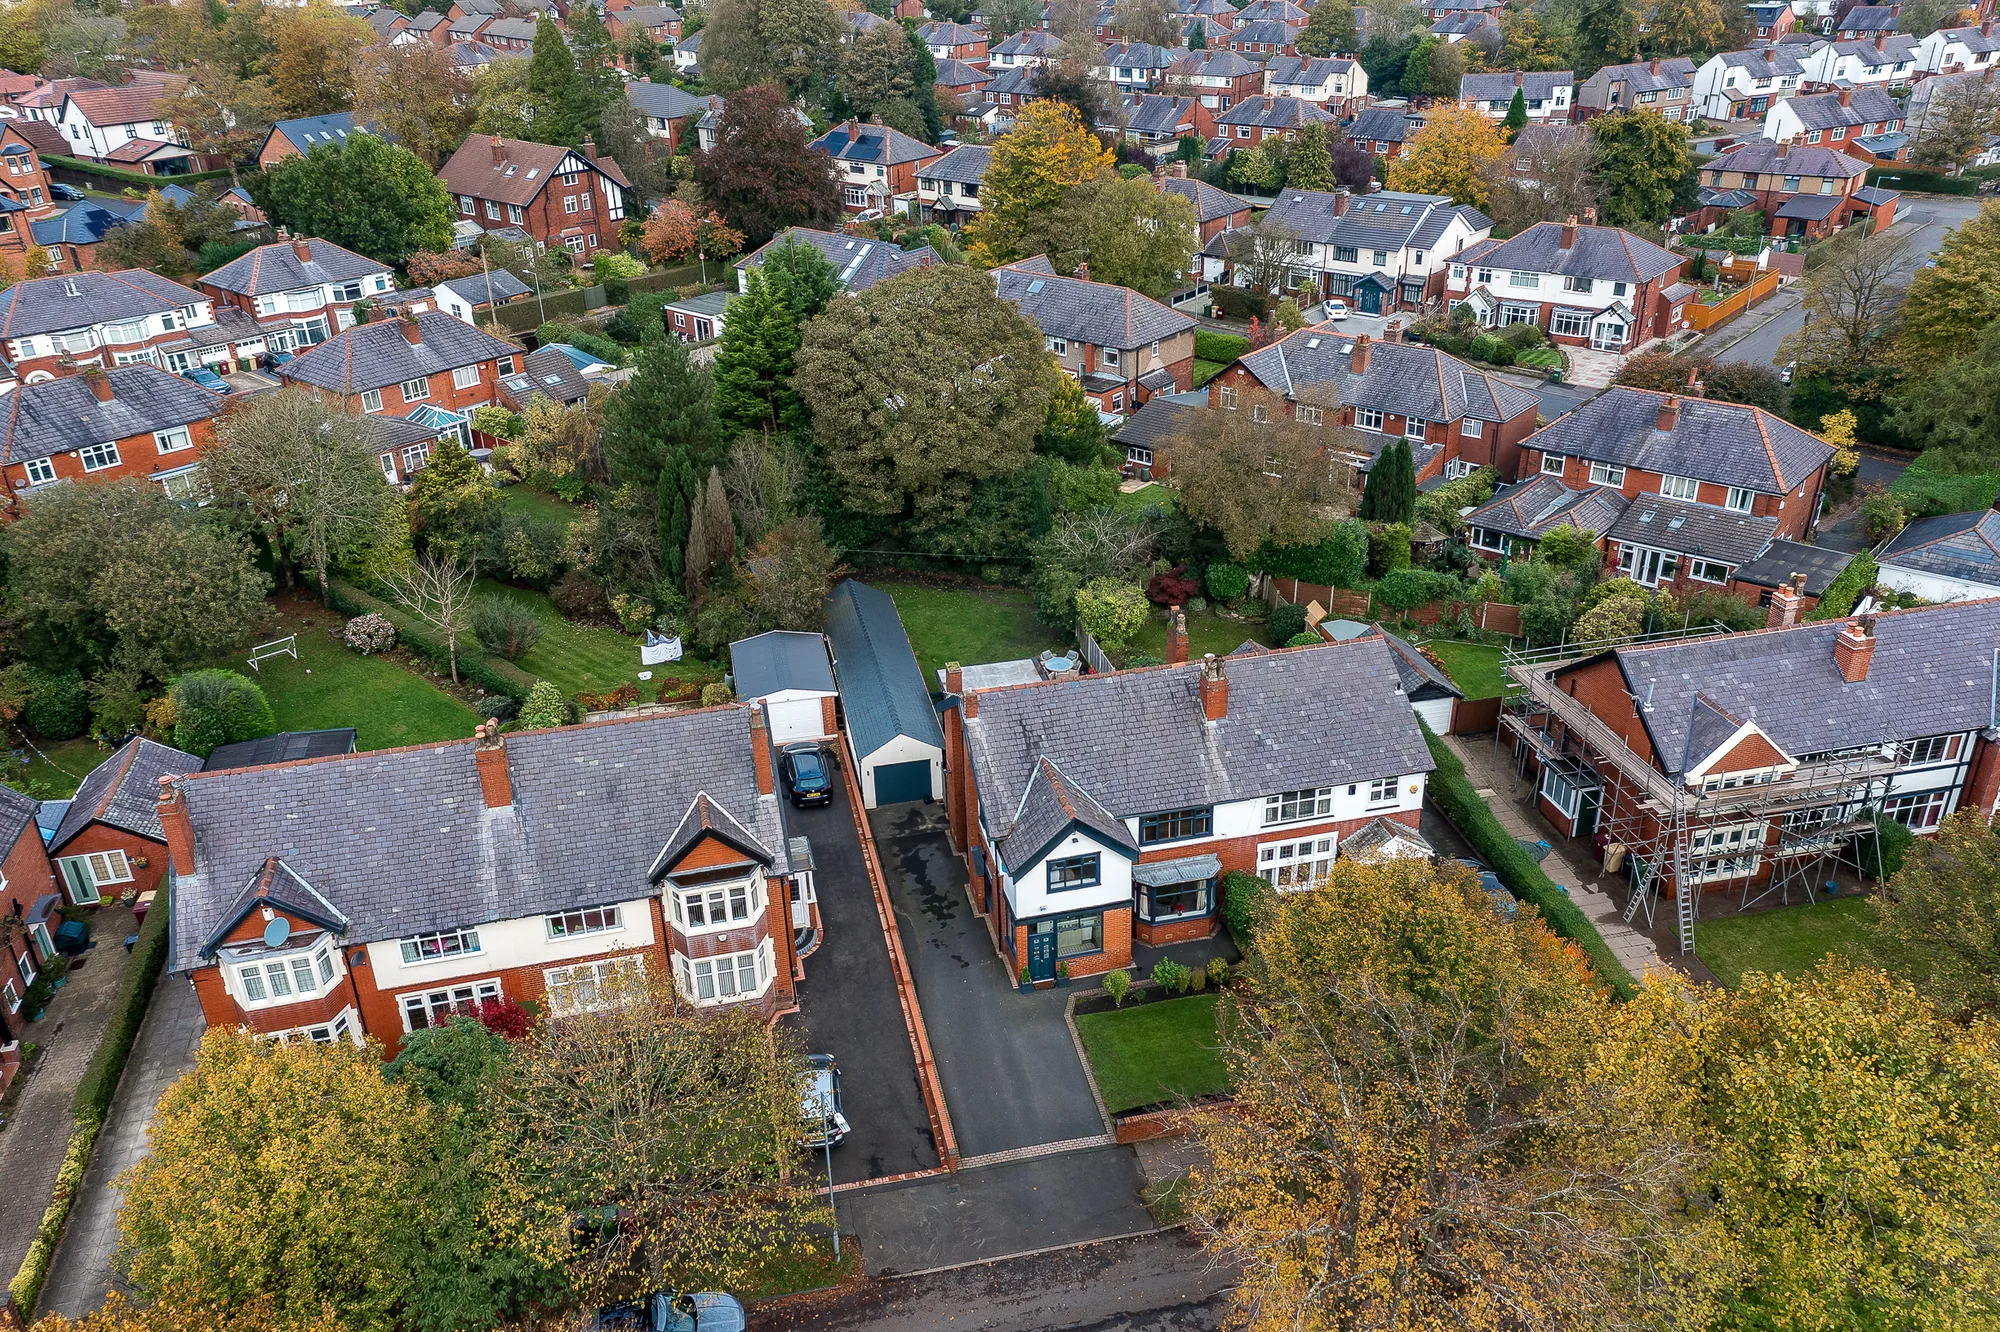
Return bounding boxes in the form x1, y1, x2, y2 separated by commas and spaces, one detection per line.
1385, 103, 1507, 209
965, 99, 1114, 267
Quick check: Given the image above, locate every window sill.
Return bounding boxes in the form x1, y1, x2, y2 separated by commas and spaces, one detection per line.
1139, 906, 1217, 924
396, 952, 485, 969
1261, 814, 1332, 830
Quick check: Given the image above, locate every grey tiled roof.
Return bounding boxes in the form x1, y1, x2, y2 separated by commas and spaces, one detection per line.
1466, 475, 1629, 541
1782, 85, 1899, 129
1162, 175, 1246, 222
731, 630, 835, 699
996, 756, 1138, 871
1593, 55, 1696, 91
1594, 600, 2000, 773
1228, 19, 1299, 44
199, 238, 390, 298
736, 227, 939, 293
984, 67, 1042, 98
171, 706, 791, 973
500, 344, 592, 405
0, 366, 222, 464
199, 857, 352, 956
1214, 95, 1335, 130
626, 79, 711, 120
1236, 327, 1538, 424
963, 638, 1434, 845
823, 581, 945, 761
0, 783, 38, 859
1451, 220, 1681, 284
1774, 193, 1844, 220
1730, 537, 1854, 595
936, 58, 992, 86
0, 269, 203, 340
1849, 185, 1898, 205
1461, 70, 1572, 102
1100, 40, 1182, 69
650, 790, 774, 881
1709, 140, 1869, 177
1933, 24, 2000, 55
924, 143, 991, 183
809, 120, 940, 167
1527, 386, 1834, 495
1261, 188, 1469, 252
1114, 397, 1196, 449
53, 737, 200, 853
1264, 55, 1358, 87
1123, 95, 1200, 136
1837, 3, 1896, 30
1608, 494, 1780, 566
1717, 48, 1805, 77
438, 268, 532, 308
992, 29, 1060, 56
1173, 49, 1260, 77
1378, 629, 1460, 701
1879, 509, 2000, 585
1349, 106, 1412, 143
276, 311, 521, 395
994, 261, 1195, 348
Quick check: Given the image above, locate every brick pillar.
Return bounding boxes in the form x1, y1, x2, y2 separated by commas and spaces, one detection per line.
155, 775, 196, 877
1965, 730, 2000, 822
1165, 605, 1189, 665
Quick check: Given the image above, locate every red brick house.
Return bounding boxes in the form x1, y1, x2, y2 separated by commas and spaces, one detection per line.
942, 638, 1433, 971
195, 235, 397, 353
437, 134, 631, 257
47, 739, 200, 911
918, 20, 990, 65
1214, 93, 1337, 147
0, 366, 223, 503
0, 269, 229, 383
276, 309, 523, 428
168, 708, 802, 1055
0, 122, 53, 256
1693, 140, 1898, 239
1160, 169, 1251, 244
1444, 216, 1689, 353
0, 783, 61, 1068
993, 257, 1197, 414
808, 119, 943, 215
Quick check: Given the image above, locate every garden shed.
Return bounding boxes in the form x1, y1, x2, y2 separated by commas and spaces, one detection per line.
730, 630, 838, 746
823, 581, 945, 808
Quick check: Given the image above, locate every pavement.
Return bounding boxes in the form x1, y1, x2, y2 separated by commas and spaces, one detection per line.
868, 803, 1108, 1159
782, 775, 940, 1184
1813, 446, 1914, 555
835, 1144, 1157, 1277
754, 1227, 1233, 1331
39, 970, 206, 1318
0, 905, 140, 1280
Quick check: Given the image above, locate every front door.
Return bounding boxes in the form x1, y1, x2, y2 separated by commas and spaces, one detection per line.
1577, 786, 1602, 838
1027, 921, 1056, 982
1357, 284, 1384, 314
1591, 320, 1627, 350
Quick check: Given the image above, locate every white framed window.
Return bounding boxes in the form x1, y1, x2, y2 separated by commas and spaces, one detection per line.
672, 876, 764, 930
3, 979, 16, 1013
1507, 270, 1539, 288
1259, 835, 1335, 889
1563, 275, 1592, 293
451, 364, 481, 390
398, 927, 481, 965
1404, 417, 1427, 440
1550, 308, 1592, 338
273, 1012, 355, 1046
1251, 403, 1270, 423
1103, 347, 1120, 368
547, 905, 624, 938
360, 388, 383, 413
78, 441, 120, 472
1476, 267, 1494, 283
1689, 559, 1730, 584
235, 941, 338, 1007
1589, 461, 1626, 486
1659, 474, 1698, 501
1445, 459, 1478, 481
23, 456, 55, 485
1897, 735, 1963, 767
565, 195, 579, 214
1264, 786, 1333, 825
153, 426, 191, 454
1725, 487, 1755, 513
547, 955, 645, 1014
676, 943, 771, 1005
380, 454, 398, 482
1883, 789, 1950, 831
400, 377, 431, 404
1355, 407, 1384, 432
159, 467, 201, 502
508, 205, 524, 224
1538, 765, 1584, 820
59, 850, 130, 903
1219, 386, 1237, 409
1461, 418, 1483, 438
1541, 453, 1566, 475
1367, 776, 1399, 807
1297, 405, 1322, 425
400, 979, 500, 1030
401, 441, 432, 473
1046, 335, 1067, 356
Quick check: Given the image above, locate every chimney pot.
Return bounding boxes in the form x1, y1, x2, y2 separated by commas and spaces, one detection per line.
749, 705, 775, 795
1351, 332, 1371, 374
490, 133, 505, 165
1075, 262, 1090, 281
582, 134, 597, 160
1166, 606, 1189, 665
400, 311, 423, 345
1582, 205, 1597, 225
1333, 187, 1351, 216
1657, 394, 1681, 431
1834, 616, 1875, 682
472, 719, 513, 808
1198, 653, 1228, 721
1514, 70, 1523, 86
1649, 57, 1661, 74
290, 234, 312, 263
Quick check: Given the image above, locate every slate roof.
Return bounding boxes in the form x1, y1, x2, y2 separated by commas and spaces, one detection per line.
262, 112, 364, 157
276, 311, 521, 395
170, 706, 791, 973
649, 790, 774, 881
500, 344, 593, 405
984, 67, 1043, 99
1730, 537, 1855, 596
823, 581, 944, 763
1716, 47, 1806, 78
1582, 600, 2000, 773
203, 730, 357, 772
1452, 220, 1681, 284
1592, 55, 1696, 91
735, 227, 938, 292
1466, 474, 1630, 541
0, 269, 203, 339
1235, 0, 1307, 20
1709, 139, 1869, 177
438, 268, 533, 308
1780, 85, 1899, 129
1264, 55, 1359, 88
200, 238, 390, 298
994, 259, 1195, 348
1774, 193, 1845, 220
1879, 509, 2000, 586
1431, 12, 1498, 34
0, 365, 221, 464
809, 120, 940, 167
1850, 184, 1898, 205
1237, 326, 1537, 425
1100, 40, 1183, 70
1608, 493, 1780, 566
437, 136, 630, 207
0, 783, 38, 855
1215, 94, 1334, 130
731, 630, 835, 700
1461, 70, 1572, 102
1114, 396, 1196, 450
481, 15, 538, 40
1378, 628, 1460, 701
992, 29, 1060, 57
997, 756, 1139, 871
1838, 2, 1897, 30
1162, 175, 1246, 222
1349, 105, 1413, 143
1119, 95, 1197, 136
918, 19, 989, 42
1933, 24, 2000, 55
30, 200, 142, 248
1173, 50, 1261, 78
626, 79, 712, 121
924, 143, 991, 183
53, 737, 200, 853
935, 58, 992, 86
1528, 386, 1834, 495
1263, 187, 1479, 253
963, 638, 1433, 849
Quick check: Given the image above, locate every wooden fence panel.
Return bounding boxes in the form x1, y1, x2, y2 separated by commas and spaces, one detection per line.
1478, 602, 1523, 636
1452, 696, 1503, 735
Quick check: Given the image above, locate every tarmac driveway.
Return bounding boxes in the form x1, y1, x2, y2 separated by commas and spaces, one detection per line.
868, 803, 1108, 1160
782, 775, 939, 1184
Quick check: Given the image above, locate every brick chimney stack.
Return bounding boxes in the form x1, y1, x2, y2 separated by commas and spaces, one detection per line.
1513, 70, 1523, 86
1685, 368, 1706, 398
1776, 139, 1790, 159
581, 134, 598, 160
400, 311, 422, 345
83, 367, 112, 402
291, 234, 312, 263
1983, 18, 1994, 38
1582, 205, 1597, 225
472, 719, 513, 808
1075, 262, 1090, 281
1838, 87, 1853, 106
749, 705, 774, 795
1834, 615, 1876, 682
1874, 32, 1886, 50
156, 775, 196, 877
490, 133, 505, 165
1333, 187, 1351, 216
1648, 57, 1661, 75
944, 661, 963, 694
1657, 394, 1681, 431
1166, 605, 1189, 665
1767, 572, 1806, 628
1170, 160, 1187, 178
1350, 332, 1371, 374
1561, 215, 1578, 248
1199, 653, 1228, 722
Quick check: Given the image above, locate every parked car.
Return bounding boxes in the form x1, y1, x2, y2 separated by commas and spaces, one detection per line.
1444, 856, 1517, 919
779, 743, 832, 808
802, 1053, 849, 1149
262, 350, 294, 370
591, 1292, 748, 1332
1780, 360, 1795, 385
1322, 298, 1350, 321
49, 182, 85, 202
181, 367, 232, 394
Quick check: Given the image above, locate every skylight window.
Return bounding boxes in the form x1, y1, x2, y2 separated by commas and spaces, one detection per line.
1027, 279, 1045, 292
527, 168, 539, 178
503, 164, 517, 175
1306, 338, 1320, 348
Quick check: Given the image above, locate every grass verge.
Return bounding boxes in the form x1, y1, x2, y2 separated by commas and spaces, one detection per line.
249, 625, 481, 751
739, 1238, 863, 1299
479, 583, 714, 698
495, 484, 583, 528
1418, 639, 1506, 700
879, 581, 1065, 682
1074, 993, 1229, 1114
1693, 894, 1872, 989
1191, 357, 1227, 387
1421, 722, 1638, 999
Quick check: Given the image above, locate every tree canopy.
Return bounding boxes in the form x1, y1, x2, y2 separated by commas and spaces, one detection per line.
256, 133, 456, 262
691, 82, 842, 247
966, 99, 1115, 267
1386, 103, 1506, 207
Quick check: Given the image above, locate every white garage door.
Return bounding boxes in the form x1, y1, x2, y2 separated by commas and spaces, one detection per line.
767, 697, 827, 745
1413, 697, 1455, 734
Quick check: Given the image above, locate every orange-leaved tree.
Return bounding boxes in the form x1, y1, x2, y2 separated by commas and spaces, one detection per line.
965, 98, 1113, 268
641, 198, 748, 267
1386, 103, 1507, 209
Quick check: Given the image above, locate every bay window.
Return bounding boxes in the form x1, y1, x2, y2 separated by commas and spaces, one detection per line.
236, 939, 339, 1007
672, 876, 763, 930
675, 944, 770, 1005
400, 979, 500, 1030
548, 955, 646, 1013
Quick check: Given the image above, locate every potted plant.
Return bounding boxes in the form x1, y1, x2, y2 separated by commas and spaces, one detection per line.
1054, 960, 1070, 988
43, 954, 69, 989
1018, 963, 1033, 993
22, 977, 52, 1021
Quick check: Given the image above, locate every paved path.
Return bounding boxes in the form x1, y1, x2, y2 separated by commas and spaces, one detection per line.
1441, 735, 1666, 983
0, 906, 138, 1281
39, 972, 206, 1318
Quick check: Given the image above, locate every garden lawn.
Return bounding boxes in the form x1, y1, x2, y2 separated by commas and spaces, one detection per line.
1192, 357, 1227, 387
1516, 347, 1564, 369
881, 581, 1065, 681
1126, 605, 1270, 662
3, 736, 114, 800
479, 582, 713, 697
496, 485, 582, 527
250, 628, 480, 751
1112, 483, 1175, 514
1693, 895, 1873, 989
1419, 639, 1506, 700
1075, 993, 1230, 1114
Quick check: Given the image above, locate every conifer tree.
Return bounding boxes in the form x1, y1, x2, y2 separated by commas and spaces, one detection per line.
1288, 122, 1335, 191
602, 338, 725, 581
526, 17, 578, 144
711, 268, 801, 438
1503, 88, 1528, 141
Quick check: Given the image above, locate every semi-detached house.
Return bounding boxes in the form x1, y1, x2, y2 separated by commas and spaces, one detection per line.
1262, 55, 1367, 111
0, 270, 229, 382
1795, 34, 1920, 88
1460, 70, 1574, 121
1690, 48, 1806, 123
1213, 93, 1337, 147
808, 119, 942, 216
1762, 86, 1905, 157
1918, 21, 2000, 73
1575, 56, 1697, 121
1692, 140, 1896, 240
167, 707, 804, 1055
195, 236, 397, 355
438, 135, 631, 256
943, 639, 1434, 979
994, 257, 1197, 414
0, 365, 223, 502
1213, 187, 1490, 314
1444, 216, 1688, 352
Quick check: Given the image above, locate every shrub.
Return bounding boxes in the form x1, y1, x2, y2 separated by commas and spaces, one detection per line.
1205, 562, 1250, 601
1103, 968, 1132, 1005
1206, 956, 1230, 988
170, 670, 275, 758
1373, 567, 1456, 612
1221, 869, 1274, 949
472, 596, 544, 661
551, 570, 612, 622
342, 612, 397, 655
471, 406, 521, 440
1807, 550, 1879, 622
1498, 321, 1546, 349
475, 996, 531, 1039
608, 592, 655, 635
25, 670, 89, 741
701, 682, 735, 706
1076, 577, 1151, 651
1267, 602, 1307, 643
1860, 810, 1915, 880
1888, 453, 2000, 518
1189, 965, 1207, 991
1857, 486, 1908, 543
1572, 594, 1645, 644
1145, 566, 1200, 606
1209, 285, 1269, 321
1151, 959, 1192, 993
1285, 631, 1321, 646
517, 680, 569, 730
1194, 330, 1250, 363
1368, 523, 1412, 577
1468, 333, 1516, 366
479, 695, 520, 723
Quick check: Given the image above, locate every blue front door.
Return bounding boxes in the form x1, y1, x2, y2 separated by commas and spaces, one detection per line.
1027, 922, 1057, 982
1357, 283, 1384, 314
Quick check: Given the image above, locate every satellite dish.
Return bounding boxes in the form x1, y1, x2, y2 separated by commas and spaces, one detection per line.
262, 918, 291, 949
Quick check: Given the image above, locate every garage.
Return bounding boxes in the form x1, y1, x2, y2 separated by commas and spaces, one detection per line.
730, 630, 838, 746
823, 581, 947, 809
1379, 629, 1462, 734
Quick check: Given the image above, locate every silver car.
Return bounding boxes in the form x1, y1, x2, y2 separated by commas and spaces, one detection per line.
803, 1053, 850, 1148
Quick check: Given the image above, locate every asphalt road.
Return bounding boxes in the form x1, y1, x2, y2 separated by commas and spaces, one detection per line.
1714, 193, 1988, 368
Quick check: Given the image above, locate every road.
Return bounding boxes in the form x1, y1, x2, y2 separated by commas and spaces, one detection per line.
1713, 194, 1988, 367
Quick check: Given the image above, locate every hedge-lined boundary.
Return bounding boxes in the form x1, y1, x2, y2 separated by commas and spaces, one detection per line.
1865, 166, 1982, 196
42, 153, 233, 192
9, 885, 174, 1319
325, 578, 537, 700
1420, 721, 1639, 1000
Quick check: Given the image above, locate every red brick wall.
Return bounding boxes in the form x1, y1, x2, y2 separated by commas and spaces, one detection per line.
51, 825, 167, 905
1, 415, 216, 502
2, 815, 58, 914
1522, 447, 1825, 538
1548, 658, 1656, 765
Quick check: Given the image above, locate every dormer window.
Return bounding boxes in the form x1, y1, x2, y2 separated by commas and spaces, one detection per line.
235, 938, 339, 1006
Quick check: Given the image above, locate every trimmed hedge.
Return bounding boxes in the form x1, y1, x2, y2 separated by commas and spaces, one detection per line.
1194, 330, 1250, 364
1209, 285, 1270, 321
1805, 550, 1878, 622
42, 153, 233, 192
1221, 869, 1274, 953
9, 883, 174, 1319
1865, 166, 1981, 196
1420, 721, 1638, 999
1888, 453, 2000, 518
325, 578, 537, 699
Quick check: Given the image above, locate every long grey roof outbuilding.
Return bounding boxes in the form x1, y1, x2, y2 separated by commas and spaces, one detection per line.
1877, 509, 2000, 586
823, 581, 945, 763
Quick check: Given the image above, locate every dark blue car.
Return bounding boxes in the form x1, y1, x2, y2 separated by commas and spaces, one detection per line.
779, 744, 832, 808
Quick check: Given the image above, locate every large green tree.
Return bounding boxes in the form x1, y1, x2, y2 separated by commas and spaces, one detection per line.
1286, 121, 1335, 191
1035, 172, 1200, 299
691, 82, 842, 247
1894, 200, 2000, 375
839, 21, 916, 116
525, 15, 578, 143
711, 237, 839, 436
701, 0, 841, 98
795, 264, 1056, 527
603, 337, 727, 583
561, 2, 624, 141
1889, 319, 2000, 461
1863, 809, 2000, 1021
1297, 0, 1358, 55
1588, 108, 1691, 227
256, 133, 455, 261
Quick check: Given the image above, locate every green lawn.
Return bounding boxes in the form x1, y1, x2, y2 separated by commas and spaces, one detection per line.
2, 736, 113, 800
1516, 347, 1565, 369
1127, 605, 1270, 662
1419, 639, 1507, 700
1693, 895, 1873, 989
478, 582, 713, 698
881, 581, 1065, 681
495, 484, 582, 528
1191, 357, 1227, 387
250, 627, 481, 751
1075, 993, 1231, 1114
1111, 483, 1175, 514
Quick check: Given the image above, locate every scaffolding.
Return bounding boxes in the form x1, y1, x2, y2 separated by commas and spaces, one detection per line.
1497, 640, 1892, 955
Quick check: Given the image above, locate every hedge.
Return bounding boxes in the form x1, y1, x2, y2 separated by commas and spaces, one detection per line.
1804, 549, 1878, 622
1866, 166, 1981, 196
1194, 330, 1250, 364
9, 883, 174, 1319
325, 577, 537, 700
42, 153, 233, 192
1209, 285, 1270, 321
1888, 453, 2000, 518
1420, 721, 1638, 999
490, 288, 593, 331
